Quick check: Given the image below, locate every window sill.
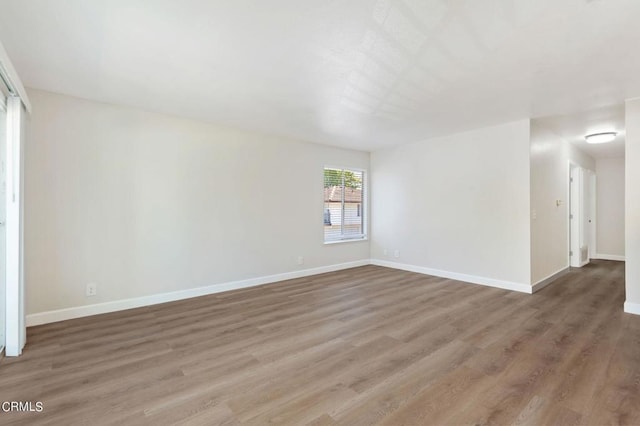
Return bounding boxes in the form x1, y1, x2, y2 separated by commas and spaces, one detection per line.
324, 237, 368, 245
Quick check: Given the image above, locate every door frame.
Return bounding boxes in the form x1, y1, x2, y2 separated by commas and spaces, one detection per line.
568, 161, 597, 268
1, 41, 29, 356
4, 96, 25, 356
569, 162, 580, 267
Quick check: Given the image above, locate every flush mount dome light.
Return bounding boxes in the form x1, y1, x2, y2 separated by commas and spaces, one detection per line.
585, 132, 617, 144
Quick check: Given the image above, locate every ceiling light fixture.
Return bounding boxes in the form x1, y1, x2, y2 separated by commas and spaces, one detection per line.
585, 132, 617, 144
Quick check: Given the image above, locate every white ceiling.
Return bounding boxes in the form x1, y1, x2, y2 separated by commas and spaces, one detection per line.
1, 0, 639, 151
534, 104, 625, 159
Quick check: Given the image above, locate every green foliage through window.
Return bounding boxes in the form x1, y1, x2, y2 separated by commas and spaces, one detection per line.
324, 168, 362, 189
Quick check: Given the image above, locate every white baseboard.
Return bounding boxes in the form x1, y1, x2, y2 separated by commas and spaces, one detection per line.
370, 259, 532, 294
624, 301, 640, 316
25, 258, 600, 326
25, 260, 370, 327
531, 267, 569, 293
593, 254, 626, 262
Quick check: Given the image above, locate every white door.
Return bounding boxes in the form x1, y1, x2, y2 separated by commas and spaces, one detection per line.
580, 169, 593, 265
589, 173, 597, 259
0, 92, 7, 352
570, 166, 580, 267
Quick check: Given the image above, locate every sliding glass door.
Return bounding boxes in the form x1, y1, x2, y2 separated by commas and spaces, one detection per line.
0, 91, 7, 353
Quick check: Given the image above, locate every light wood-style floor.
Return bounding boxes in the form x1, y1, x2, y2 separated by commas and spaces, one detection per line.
1, 260, 638, 425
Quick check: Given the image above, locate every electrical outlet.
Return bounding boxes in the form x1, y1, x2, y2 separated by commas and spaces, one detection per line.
297, 256, 304, 265
86, 283, 97, 297
394, 250, 400, 258
383, 249, 388, 256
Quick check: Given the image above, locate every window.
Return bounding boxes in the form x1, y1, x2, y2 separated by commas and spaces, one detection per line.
323, 167, 365, 242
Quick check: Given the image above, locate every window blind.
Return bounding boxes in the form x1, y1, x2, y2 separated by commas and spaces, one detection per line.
323, 167, 365, 242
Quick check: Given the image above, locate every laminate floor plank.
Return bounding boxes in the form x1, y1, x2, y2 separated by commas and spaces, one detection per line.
1, 261, 638, 425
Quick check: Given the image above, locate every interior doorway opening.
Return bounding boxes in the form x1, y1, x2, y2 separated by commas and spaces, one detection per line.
569, 163, 596, 268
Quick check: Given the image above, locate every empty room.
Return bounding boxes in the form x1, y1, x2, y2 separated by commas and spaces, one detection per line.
1, 0, 639, 425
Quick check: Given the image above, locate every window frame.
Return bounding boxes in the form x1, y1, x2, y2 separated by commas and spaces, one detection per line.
323, 165, 367, 244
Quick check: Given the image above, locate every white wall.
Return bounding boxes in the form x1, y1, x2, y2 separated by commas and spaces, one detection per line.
529, 123, 595, 284
626, 98, 640, 313
25, 89, 370, 318
595, 157, 625, 259
370, 120, 531, 288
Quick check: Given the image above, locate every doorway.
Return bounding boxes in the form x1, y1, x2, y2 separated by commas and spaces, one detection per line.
569, 164, 596, 268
